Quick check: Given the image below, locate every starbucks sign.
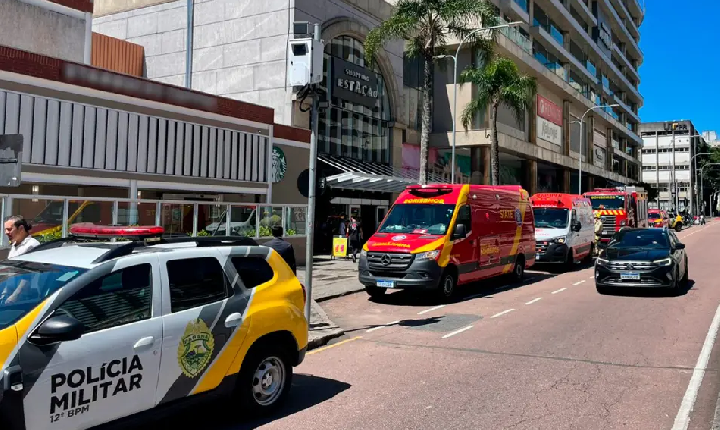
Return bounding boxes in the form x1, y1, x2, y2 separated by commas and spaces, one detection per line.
271, 146, 287, 183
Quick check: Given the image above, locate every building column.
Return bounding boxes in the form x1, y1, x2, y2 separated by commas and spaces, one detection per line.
128, 179, 139, 224
606, 127, 614, 172
482, 146, 490, 185
525, 159, 538, 195
563, 169, 571, 193
587, 176, 594, 192
470, 147, 484, 184
562, 100, 571, 156
587, 115, 595, 166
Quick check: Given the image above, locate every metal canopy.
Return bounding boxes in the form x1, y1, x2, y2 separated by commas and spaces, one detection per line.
319, 153, 447, 193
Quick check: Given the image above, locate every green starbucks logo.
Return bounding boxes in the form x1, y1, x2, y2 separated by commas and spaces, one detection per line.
272, 146, 287, 183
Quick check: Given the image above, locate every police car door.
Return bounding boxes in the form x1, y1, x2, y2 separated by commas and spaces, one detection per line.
19, 255, 163, 430
154, 248, 250, 405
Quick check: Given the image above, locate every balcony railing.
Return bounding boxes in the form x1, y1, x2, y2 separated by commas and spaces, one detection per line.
0, 195, 308, 247
498, 20, 532, 54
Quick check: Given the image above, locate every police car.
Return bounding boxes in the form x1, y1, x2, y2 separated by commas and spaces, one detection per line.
0, 224, 308, 430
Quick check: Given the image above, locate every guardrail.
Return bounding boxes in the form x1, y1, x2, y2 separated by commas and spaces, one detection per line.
0, 194, 307, 247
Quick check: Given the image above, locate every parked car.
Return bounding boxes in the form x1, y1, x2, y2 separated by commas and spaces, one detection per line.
358, 184, 535, 301
648, 209, 669, 229
0, 225, 307, 430
530, 193, 594, 266
594, 227, 688, 295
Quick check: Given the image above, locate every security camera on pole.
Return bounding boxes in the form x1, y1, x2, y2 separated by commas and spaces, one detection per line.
287, 22, 325, 324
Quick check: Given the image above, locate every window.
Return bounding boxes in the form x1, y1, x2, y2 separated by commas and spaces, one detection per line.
166, 258, 229, 313
56, 264, 152, 334
454, 205, 472, 235
231, 257, 275, 289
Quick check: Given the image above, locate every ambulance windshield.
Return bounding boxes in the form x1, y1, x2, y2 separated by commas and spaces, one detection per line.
588, 195, 625, 210
533, 208, 569, 229
0, 260, 87, 330
378, 204, 456, 235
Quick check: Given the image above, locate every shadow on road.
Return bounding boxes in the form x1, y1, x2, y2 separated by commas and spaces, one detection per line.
115, 374, 351, 430
599, 280, 696, 298
368, 271, 559, 307
342, 316, 446, 335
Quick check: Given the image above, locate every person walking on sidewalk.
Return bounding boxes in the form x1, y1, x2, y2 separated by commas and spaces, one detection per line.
265, 225, 297, 274
348, 216, 363, 263
4, 215, 40, 258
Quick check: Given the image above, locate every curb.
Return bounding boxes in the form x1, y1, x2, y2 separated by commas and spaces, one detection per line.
315, 286, 365, 303
308, 328, 346, 350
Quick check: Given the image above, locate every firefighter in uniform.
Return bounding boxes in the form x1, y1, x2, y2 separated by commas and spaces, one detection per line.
594, 211, 604, 256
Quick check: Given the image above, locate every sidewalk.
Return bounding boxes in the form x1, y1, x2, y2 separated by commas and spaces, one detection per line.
299, 256, 367, 349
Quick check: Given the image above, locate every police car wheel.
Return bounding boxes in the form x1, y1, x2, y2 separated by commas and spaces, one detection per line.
238, 344, 293, 414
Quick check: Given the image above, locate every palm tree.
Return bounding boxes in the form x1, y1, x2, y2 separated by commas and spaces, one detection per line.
460, 57, 537, 185
365, 0, 498, 184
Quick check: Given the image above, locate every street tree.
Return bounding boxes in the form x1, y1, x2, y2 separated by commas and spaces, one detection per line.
365, 0, 498, 184
460, 57, 537, 185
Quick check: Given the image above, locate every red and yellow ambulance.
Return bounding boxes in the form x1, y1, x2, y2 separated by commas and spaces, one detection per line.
358, 184, 536, 301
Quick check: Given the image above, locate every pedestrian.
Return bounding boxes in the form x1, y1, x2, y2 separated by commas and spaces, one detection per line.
338, 215, 347, 238
593, 212, 603, 256
265, 225, 297, 274
348, 216, 363, 263
4, 215, 40, 258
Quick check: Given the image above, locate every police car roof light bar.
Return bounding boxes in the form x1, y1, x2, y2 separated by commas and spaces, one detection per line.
69, 224, 165, 239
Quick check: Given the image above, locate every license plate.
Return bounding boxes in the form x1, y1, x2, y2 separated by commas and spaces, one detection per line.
536, 253, 541, 259
620, 273, 640, 280
377, 280, 395, 288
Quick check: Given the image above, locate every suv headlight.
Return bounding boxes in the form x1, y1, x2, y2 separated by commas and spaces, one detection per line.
653, 257, 673, 267
596, 257, 609, 266
416, 250, 440, 260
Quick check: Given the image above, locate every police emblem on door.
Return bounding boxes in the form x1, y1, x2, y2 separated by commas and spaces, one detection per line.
178, 318, 215, 378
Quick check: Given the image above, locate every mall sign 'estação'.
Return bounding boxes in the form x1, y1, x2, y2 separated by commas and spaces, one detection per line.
331, 57, 380, 108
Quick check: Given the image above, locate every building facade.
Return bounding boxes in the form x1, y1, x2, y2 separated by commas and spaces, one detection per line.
421, 0, 645, 194
640, 120, 705, 213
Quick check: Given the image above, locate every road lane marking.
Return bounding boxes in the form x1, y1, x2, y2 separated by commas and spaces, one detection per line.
366, 320, 400, 333
418, 305, 446, 315
672, 304, 720, 430
589, 276, 594, 279
491, 309, 515, 318
442, 325, 473, 339
551, 288, 567, 294
308, 336, 363, 355
525, 298, 542, 305
573, 280, 586, 285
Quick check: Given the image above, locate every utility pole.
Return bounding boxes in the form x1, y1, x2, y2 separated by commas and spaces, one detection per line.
303, 23, 322, 323
671, 127, 677, 212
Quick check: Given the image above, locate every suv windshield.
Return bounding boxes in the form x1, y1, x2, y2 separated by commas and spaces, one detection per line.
608, 229, 669, 249
588, 195, 625, 210
378, 204, 456, 235
0, 260, 87, 331
533, 208, 569, 229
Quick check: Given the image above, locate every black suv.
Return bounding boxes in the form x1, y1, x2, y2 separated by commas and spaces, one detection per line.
594, 228, 688, 294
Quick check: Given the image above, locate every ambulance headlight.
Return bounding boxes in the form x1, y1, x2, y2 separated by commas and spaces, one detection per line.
416, 250, 440, 260
553, 236, 566, 244
360, 249, 367, 257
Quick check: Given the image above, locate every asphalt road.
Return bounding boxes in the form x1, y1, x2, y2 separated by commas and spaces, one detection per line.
140, 222, 720, 430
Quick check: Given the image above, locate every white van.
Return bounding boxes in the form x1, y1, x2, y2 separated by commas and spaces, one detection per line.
530, 193, 594, 265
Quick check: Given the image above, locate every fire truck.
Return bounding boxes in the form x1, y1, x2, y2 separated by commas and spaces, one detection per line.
583, 186, 649, 245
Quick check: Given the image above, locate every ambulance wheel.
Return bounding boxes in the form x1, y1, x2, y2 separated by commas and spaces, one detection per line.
511, 256, 525, 282
366, 286, 387, 299
437, 270, 457, 301
564, 249, 575, 269
237, 342, 293, 416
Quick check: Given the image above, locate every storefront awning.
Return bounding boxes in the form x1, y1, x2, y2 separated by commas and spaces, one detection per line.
319, 154, 447, 193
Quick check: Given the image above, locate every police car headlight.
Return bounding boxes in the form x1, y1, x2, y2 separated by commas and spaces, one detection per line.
554, 236, 566, 244
416, 250, 440, 260
653, 257, 673, 267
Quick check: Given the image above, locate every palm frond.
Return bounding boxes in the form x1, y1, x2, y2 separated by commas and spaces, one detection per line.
365, 0, 426, 65
461, 97, 488, 130
500, 73, 537, 122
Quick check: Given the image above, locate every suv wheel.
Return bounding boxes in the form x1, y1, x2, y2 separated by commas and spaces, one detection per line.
366, 286, 387, 299
237, 343, 293, 416
681, 260, 689, 286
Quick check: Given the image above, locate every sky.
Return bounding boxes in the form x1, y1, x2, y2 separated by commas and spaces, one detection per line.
638, 0, 720, 133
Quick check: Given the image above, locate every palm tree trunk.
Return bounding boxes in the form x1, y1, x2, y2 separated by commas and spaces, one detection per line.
490, 102, 500, 185
419, 53, 433, 185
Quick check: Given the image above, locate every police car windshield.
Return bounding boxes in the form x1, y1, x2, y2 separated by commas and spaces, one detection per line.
0, 260, 87, 331
378, 204, 456, 235
533, 208, 569, 229
589, 195, 625, 210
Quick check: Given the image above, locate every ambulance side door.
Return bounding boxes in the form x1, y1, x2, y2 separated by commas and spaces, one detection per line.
19, 255, 163, 430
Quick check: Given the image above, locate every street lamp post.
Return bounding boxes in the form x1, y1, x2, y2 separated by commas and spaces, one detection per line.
689, 149, 712, 215
698, 163, 720, 216
434, 21, 523, 184
577, 104, 619, 193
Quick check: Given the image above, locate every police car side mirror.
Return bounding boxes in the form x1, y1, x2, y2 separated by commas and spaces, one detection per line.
452, 224, 467, 240
29, 315, 85, 346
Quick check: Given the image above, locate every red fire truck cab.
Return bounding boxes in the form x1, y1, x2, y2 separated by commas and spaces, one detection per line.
583, 186, 649, 245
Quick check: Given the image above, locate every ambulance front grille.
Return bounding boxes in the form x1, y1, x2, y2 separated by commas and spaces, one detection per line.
367, 252, 414, 270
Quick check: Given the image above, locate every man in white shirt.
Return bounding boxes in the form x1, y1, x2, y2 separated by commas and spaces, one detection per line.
4, 215, 40, 258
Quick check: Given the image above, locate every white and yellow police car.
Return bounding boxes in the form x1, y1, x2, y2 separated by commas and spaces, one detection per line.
0, 225, 308, 430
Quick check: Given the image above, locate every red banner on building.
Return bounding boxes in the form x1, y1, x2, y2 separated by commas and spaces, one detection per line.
537, 95, 563, 126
